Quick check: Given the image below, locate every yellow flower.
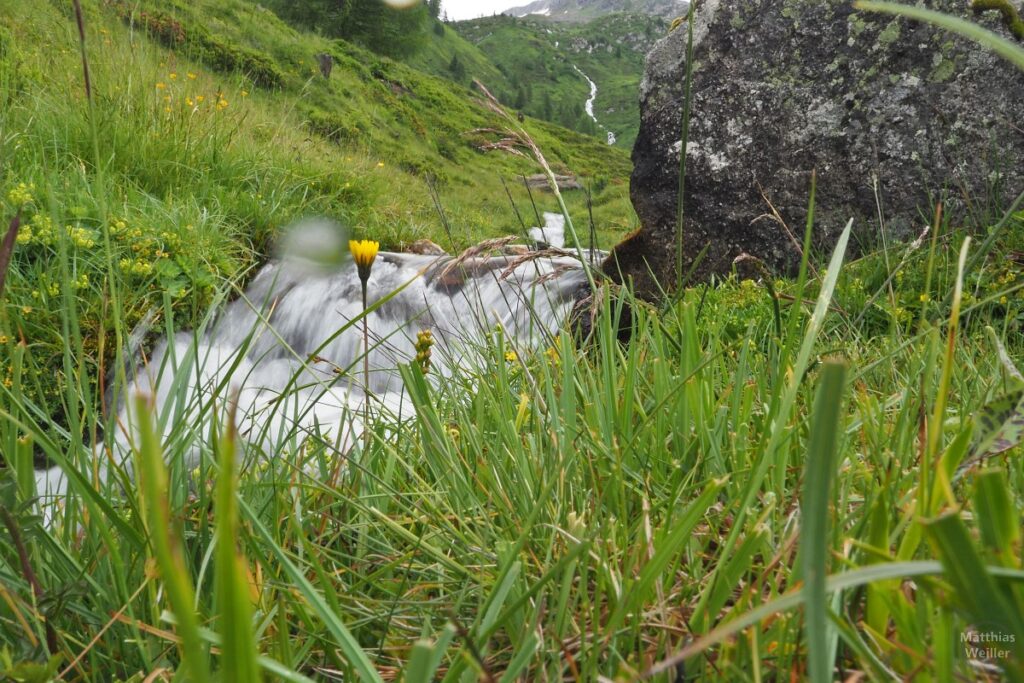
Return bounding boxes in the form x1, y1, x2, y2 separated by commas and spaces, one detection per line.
0, 335, 8, 344
185, 97, 194, 107
156, 82, 166, 90
217, 98, 229, 110
187, 72, 197, 80
169, 72, 177, 80
349, 240, 379, 281
376, 161, 385, 168
7, 182, 35, 206
21, 306, 31, 315
415, 329, 434, 374
504, 350, 518, 363
241, 90, 249, 97
196, 95, 205, 102
919, 293, 930, 303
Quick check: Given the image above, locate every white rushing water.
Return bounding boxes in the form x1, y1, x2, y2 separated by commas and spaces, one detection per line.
572, 65, 617, 146
528, 211, 566, 248
34, 234, 592, 513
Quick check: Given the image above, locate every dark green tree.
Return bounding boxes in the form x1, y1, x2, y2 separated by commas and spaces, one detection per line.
267, 0, 429, 59
448, 53, 466, 81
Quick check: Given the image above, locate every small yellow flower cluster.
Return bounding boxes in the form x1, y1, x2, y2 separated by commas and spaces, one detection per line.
66, 225, 97, 249
16, 214, 57, 247
7, 182, 35, 206
72, 272, 89, 290
120, 258, 154, 277
31, 280, 60, 299
544, 345, 560, 365
414, 329, 434, 374
504, 350, 518, 363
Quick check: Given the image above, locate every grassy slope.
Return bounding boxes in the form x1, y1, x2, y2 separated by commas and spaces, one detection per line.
450, 13, 665, 149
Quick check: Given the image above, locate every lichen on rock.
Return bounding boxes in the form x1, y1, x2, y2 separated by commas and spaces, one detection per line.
607, 0, 1024, 299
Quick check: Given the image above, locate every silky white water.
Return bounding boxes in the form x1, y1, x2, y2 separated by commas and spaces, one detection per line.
34, 234, 592, 510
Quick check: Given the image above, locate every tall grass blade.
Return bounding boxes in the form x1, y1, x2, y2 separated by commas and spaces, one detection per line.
855, 2, 1024, 70
134, 394, 212, 683
801, 361, 848, 683
213, 401, 262, 682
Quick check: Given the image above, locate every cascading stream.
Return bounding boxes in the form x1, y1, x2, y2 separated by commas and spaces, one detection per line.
34, 226, 593, 509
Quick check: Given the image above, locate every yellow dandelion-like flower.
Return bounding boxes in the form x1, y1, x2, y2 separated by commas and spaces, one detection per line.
21, 306, 32, 315
504, 350, 518, 363
196, 95, 205, 102
164, 107, 172, 113
919, 293, 930, 303
156, 82, 166, 90
187, 72, 197, 80
217, 98, 229, 110
241, 90, 249, 97
0, 335, 8, 344
169, 72, 178, 80
185, 97, 194, 107
376, 161, 385, 168
349, 240, 379, 282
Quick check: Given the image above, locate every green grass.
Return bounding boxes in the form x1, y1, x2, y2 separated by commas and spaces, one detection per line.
3, 1, 1024, 681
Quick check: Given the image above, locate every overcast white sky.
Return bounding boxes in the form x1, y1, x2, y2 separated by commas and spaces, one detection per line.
442, 0, 526, 20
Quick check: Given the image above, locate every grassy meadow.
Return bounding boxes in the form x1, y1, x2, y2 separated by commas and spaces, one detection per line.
1, 1, 1024, 682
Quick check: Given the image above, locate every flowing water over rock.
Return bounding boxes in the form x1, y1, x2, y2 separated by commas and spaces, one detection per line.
35, 242, 593, 510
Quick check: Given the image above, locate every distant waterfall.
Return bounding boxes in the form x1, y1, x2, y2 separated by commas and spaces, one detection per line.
572, 65, 617, 146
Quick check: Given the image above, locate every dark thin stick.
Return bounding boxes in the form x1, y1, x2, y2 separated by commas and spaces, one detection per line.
674, 0, 696, 288
521, 174, 543, 228
425, 176, 457, 253
499, 176, 528, 234
585, 183, 597, 263
1, 506, 58, 654
446, 611, 497, 683
71, 0, 93, 102
0, 210, 21, 300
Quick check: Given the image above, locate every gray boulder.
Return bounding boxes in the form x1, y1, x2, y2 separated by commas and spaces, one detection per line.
605, 0, 1024, 299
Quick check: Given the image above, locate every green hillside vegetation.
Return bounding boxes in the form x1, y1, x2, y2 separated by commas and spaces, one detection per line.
450, 12, 666, 148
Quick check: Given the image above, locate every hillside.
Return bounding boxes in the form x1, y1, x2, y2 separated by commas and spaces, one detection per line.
450, 12, 665, 149
507, 0, 689, 22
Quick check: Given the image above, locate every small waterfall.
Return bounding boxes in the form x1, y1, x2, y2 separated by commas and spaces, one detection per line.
35, 237, 592, 505
528, 211, 566, 248
572, 65, 617, 146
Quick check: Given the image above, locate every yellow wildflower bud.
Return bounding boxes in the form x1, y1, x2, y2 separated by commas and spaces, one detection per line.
349, 240, 379, 282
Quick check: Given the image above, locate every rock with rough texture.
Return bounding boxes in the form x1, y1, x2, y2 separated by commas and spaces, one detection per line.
606, 0, 1024, 299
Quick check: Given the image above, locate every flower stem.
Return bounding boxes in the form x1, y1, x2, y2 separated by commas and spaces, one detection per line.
361, 278, 370, 451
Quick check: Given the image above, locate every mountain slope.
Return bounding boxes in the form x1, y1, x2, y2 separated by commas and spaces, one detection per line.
451, 12, 665, 149
506, 0, 688, 22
